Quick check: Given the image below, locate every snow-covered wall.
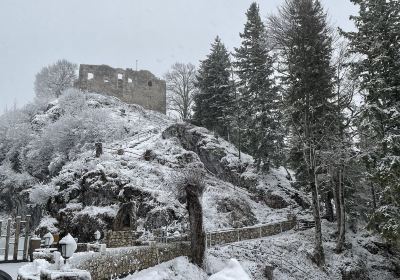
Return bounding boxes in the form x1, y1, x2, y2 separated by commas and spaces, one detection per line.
206, 219, 296, 247
71, 242, 190, 280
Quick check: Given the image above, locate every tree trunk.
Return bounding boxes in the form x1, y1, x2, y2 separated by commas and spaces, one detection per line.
95, 142, 103, 158
370, 182, 377, 211
324, 190, 334, 222
335, 168, 346, 253
311, 171, 325, 266
186, 185, 205, 267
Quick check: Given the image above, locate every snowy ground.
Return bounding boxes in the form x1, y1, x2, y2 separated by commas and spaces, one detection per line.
118, 221, 398, 280
206, 221, 399, 280
119, 256, 251, 280
0, 262, 27, 279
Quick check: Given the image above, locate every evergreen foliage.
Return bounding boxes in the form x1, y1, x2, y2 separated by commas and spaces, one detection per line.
234, 2, 284, 170
269, 0, 337, 265
344, 0, 400, 244
192, 37, 234, 138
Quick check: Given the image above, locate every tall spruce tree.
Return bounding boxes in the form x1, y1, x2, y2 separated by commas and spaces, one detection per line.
270, 0, 337, 265
234, 2, 284, 171
344, 0, 400, 244
192, 37, 234, 137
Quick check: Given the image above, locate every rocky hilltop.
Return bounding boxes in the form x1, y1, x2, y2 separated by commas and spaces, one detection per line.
0, 91, 307, 241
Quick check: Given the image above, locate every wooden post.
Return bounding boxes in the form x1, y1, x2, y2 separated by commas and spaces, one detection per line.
95, 142, 103, 158
0, 220, 2, 238
23, 215, 31, 261
4, 218, 11, 261
13, 216, 21, 260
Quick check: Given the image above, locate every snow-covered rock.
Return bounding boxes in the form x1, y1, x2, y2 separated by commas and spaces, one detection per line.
208, 259, 251, 280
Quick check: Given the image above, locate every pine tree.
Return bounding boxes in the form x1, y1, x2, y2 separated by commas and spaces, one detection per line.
192, 37, 234, 137
343, 0, 400, 244
270, 0, 337, 265
234, 2, 284, 171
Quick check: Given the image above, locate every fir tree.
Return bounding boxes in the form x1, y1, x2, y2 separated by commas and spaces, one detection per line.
234, 2, 284, 171
270, 0, 337, 265
192, 37, 234, 137
343, 0, 400, 244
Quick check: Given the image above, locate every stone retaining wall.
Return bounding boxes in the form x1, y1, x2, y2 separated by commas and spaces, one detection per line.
71, 242, 190, 280
105, 230, 140, 248
206, 220, 296, 247
68, 220, 295, 279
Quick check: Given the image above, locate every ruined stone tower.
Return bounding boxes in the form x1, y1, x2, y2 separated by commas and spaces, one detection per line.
76, 64, 166, 114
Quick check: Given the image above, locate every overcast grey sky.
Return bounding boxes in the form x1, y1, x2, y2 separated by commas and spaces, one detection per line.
0, 0, 358, 111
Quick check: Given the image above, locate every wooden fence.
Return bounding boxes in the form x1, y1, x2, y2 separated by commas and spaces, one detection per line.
0, 215, 31, 262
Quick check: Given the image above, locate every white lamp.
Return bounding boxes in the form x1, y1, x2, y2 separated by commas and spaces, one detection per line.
94, 230, 101, 243
59, 233, 77, 265
43, 232, 54, 248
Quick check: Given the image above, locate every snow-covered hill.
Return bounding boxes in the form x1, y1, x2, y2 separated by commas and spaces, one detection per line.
2, 91, 399, 279
0, 90, 307, 241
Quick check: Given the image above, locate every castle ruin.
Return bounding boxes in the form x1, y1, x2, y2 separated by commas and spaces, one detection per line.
76, 64, 166, 114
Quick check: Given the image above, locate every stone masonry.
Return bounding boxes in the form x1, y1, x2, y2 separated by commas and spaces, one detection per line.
105, 230, 142, 248
75, 64, 166, 113
206, 219, 296, 247
72, 242, 190, 280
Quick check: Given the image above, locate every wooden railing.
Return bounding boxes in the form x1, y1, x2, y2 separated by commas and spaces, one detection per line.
0, 215, 31, 262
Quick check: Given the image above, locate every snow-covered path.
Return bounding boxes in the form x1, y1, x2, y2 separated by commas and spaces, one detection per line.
0, 262, 27, 279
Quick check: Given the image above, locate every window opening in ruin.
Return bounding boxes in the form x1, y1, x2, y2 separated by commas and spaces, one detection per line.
128, 78, 132, 83
87, 73, 94, 80
148, 81, 153, 87
118, 73, 123, 80
104, 78, 109, 83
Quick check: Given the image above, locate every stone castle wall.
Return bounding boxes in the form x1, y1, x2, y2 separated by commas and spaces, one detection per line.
76, 64, 166, 114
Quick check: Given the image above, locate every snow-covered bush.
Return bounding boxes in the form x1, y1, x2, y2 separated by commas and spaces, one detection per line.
9, 91, 130, 179
42, 107, 127, 159
0, 108, 35, 166
29, 183, 58, 205
59, 88, 87, 115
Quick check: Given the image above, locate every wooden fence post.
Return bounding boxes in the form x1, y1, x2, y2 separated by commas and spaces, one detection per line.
0, 220, 2, 240
13, 216, 21, 260
23, 215, 31, 261
4, 218, 11, 261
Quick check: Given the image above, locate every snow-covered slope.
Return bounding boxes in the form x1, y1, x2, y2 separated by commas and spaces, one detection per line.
206, 221, 400, 280
0, 91, 307, 241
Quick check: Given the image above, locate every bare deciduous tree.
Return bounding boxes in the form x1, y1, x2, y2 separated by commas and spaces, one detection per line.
164, 63, 197, 120
34, 59, 77, 102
